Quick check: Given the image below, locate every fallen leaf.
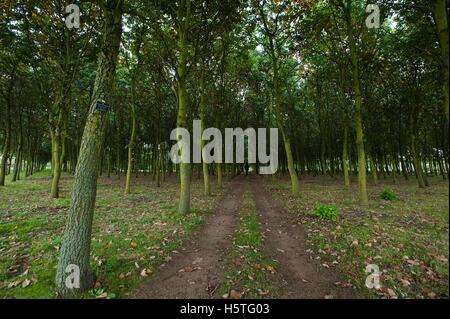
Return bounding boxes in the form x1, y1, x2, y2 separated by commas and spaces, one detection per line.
400, 279, 411, 287
229, 290, 242, 299
387, 288, 397, 299
183, 266, 194, 273
435, 255, 448, 262
140, 268, 153, 276
406, 259, 421, 266
96, 292, 108, 299
21, 279, 31, 288
258, 289, 269, 296
266, 265, 276, 274
8, 280, 21, 289
427, 292, 437, 299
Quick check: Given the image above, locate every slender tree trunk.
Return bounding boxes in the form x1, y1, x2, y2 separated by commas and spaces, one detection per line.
199, 65, 211, 195
0, 124, 11, 187
156, 145, 161, 187
370, 154, 378, 185
0, 67, 15, 186
346, 2, 368, 204
125, 87, 136, 194
433, 0, 449, 123
177, 0, 192, 214
12, 124, 22, 182
272, 58, 299, 195
50, 129, 62, 198
409, 105, 426, 188
343, 126, 350, 187
124, 28, 143, 194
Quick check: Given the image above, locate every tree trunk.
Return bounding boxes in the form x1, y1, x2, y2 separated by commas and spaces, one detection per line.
199, 66, 211, 195
370, 154, 378, 185
346, 2, 368, 204
409, 105, 426, 188
0, 67, 15, 186
125, 86, 136, 194
12, 126, 22, 182
343, 126, 350, 187
55, 0, 123, 297
272, 54, 299, 195
50, 129, 62, 198
433, 0, 449, 123
177, 0, 192, 214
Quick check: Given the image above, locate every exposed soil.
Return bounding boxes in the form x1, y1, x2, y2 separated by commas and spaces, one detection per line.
131, 176, 245, 299
249, 175, 359, 299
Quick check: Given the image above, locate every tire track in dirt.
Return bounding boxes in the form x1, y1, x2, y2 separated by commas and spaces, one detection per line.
249, 175, 358, 299
132, 176, 245, 299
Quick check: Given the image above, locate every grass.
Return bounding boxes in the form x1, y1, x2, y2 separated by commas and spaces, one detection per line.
268, 174, 449, 299
219, 191, 276, 299
0, 170, 226, 299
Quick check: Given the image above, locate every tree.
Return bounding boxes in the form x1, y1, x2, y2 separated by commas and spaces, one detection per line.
55, 0, 124, 297
254, 0, 302, 195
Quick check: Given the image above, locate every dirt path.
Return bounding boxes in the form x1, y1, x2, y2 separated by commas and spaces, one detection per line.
133, 174, 357, 299
249, 175, 358, 299
132, 177, 245, 299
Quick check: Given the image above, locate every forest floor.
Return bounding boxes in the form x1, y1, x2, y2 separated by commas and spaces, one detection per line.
0, 170, 227, 299
269, 174, 449, 299
0, 171, 448, 299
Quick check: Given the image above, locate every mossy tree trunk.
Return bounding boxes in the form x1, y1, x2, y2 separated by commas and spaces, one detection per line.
125, 27, 144, 194
0, 65, 15, 186
343, 125, 350, 187
261, 22, 299, 195
55, 0, 124, 298
12, 112, 23, 182
345, 0, 368, 205
199, 65, 211, 195
177, 0, 192, 214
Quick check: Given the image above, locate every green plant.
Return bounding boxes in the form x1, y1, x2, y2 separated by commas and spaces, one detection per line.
381, 188, 398, 201
314, 204, 340, 220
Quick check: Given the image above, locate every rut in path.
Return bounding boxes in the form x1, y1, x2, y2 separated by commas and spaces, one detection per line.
249, 175, 358, 299
132, 177, 245, 299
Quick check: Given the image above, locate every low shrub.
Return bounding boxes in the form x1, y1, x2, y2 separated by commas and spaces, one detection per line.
381, 188, 398, 201
315, 204, 340, 220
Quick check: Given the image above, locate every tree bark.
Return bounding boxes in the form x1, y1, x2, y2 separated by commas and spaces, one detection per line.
433, 0, 449, 123
177, 0, 192, 214
199, 65, 211, 195
346, 0, 368, 204
55, 0, 124, 297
